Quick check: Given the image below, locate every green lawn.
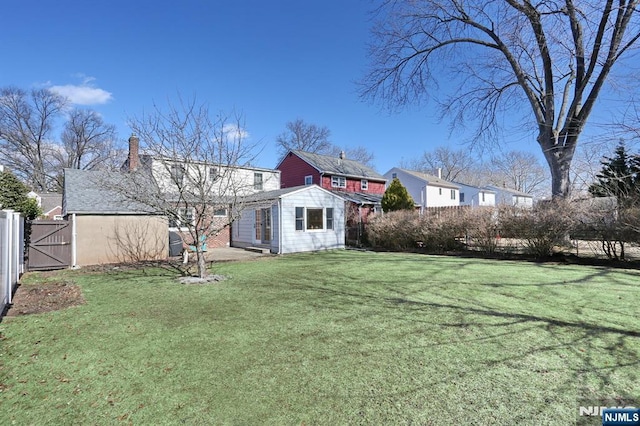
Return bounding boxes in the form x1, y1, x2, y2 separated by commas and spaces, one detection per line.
1, 250, 639, 425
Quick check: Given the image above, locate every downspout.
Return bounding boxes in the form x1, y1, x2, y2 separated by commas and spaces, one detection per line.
71, 213, 77, 268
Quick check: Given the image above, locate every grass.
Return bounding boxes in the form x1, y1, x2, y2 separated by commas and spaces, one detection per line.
1, 250, 639, 425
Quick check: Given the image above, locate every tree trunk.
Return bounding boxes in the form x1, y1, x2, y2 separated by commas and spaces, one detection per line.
539, 132, 577, 199
196, 249, 207, 278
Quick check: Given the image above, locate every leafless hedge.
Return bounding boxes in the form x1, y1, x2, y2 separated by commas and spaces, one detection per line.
367, 200, 640, 260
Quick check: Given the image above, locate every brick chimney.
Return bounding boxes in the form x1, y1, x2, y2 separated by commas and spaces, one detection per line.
128, 134, 140, 171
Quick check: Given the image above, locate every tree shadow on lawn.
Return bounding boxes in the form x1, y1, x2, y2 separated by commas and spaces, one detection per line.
285, 279, 639, 417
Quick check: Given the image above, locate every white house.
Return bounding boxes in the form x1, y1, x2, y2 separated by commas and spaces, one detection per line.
486, 185, 534, 207
383, 168, 460, 211
455, 182, 496, 207
231, 185, 345, 254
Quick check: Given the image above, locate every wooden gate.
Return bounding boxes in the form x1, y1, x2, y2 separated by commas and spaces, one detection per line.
27, 220, 72, 270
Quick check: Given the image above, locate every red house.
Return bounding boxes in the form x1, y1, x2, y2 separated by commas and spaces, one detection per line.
276, 150, 387, 244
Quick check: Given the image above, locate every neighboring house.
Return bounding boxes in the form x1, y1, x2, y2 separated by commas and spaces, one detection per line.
231, 185, 345, 254
383, 168, 460, 211
455, 182, 496, 207
63, 168, 168, 266
277, 150, 386, 243
122, 134, 281, 248
486, 185, 534, 207
27, 192, 64, 219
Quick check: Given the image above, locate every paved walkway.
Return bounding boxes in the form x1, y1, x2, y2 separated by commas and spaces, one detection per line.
204, 247, 271, 262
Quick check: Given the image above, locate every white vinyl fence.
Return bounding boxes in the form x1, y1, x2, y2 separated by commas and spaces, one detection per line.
1, 210, 24, 315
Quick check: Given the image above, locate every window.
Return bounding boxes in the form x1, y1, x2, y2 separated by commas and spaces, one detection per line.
213, 208, 227, 217
305, 175, 313, 185
254, 172, 263, 190
331, 176, 346, 188
439, 188, 442, 195
451, 189, 456, 200
460, 193, 465, 203
170, 164, 185, 185
169, 207, 195, 228
361, 179, 368, 191
294, 207, 334, 231
209, 167, 219, 181
295, 207, 304, 231
481, 192, 485, 202
392, 172, 397, 179
306, 208, 323, 230
326, 208, 334, 230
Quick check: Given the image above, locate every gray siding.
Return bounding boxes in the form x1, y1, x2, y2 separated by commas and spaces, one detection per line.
279, 188, 344, 254
232, 186, 345, 254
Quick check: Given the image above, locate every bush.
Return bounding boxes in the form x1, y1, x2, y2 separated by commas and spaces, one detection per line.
500, 201, 575, 258
462, 207, 500, 253
367, 210, 420, 250
367, 208, 466, 252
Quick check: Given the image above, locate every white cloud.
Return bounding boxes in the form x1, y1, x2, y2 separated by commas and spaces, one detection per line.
49, 76, 113, 105
50, 84, 112, 105
222, 124, 250, 140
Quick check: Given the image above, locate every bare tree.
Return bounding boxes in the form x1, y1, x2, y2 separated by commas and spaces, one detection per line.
362, 1, 640, 198
276, 118, 333, 157
0, 87, 67, 191
49, 109, 119, 190
401, 146, 479, 183
328, 145, 376, 168
103, 97, 262, 278
489, 150, 549, 196
276, 119, 376, 167
60, 109, 117, 170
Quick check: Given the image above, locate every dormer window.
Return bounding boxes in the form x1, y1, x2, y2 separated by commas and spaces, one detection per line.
331, 176, 346, 188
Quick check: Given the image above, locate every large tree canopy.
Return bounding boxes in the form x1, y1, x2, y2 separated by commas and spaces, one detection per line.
363, 1, 640, 197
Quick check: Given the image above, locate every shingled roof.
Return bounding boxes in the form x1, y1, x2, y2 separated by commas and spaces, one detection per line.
397, 168, 460, 190
288, 150, 385, 181
63, 168, 157, 215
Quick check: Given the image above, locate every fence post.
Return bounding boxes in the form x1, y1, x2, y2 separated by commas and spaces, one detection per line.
0, 209, 24, 314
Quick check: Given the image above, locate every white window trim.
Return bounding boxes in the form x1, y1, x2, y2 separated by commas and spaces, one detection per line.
361, 179, 368, 191
295, 207, 335, 232
169, 207, 196, 231
331, 175, 346, 188
305, 175, 313, 185
213, 208, 228, 217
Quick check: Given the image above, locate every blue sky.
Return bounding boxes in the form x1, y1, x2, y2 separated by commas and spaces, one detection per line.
0, 0, 475, 174
2, 0, 628, 176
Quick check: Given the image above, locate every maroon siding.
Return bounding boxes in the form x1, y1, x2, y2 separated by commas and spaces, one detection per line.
321, 175, 386, 194
278, 153, 321, 188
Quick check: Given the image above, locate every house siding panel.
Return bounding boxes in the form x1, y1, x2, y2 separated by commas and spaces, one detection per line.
278, 153, 321, 188
232, 187, 344, 254
384, 168, 459, 208
321, 175, 385, 194
74, 215, 167, 266
279, 189, 345, 254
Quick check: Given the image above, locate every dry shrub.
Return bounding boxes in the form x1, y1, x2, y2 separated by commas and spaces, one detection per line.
416, 208, 466, 252
367, 210, 420, 250
572, 198, 640, 260
462, 207, 500, 253
367, 208, 466, 252
500, 201, 575, 258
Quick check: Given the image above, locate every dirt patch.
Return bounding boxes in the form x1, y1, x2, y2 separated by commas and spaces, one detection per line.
4, 281, 85, 317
